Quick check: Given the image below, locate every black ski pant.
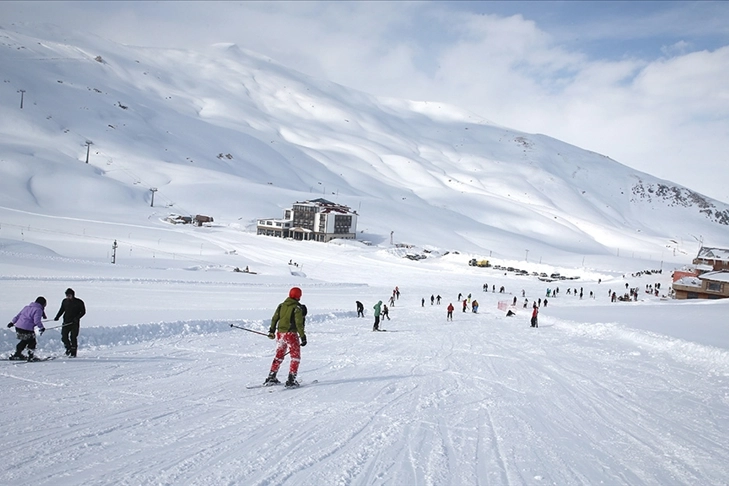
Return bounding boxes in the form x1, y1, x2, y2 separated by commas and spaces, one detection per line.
15, 329, 37, 356
62, 320, 80, 355
373, 316, 380, 331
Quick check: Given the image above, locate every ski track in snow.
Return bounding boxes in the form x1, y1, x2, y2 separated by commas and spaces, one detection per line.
3, 303, 729, 486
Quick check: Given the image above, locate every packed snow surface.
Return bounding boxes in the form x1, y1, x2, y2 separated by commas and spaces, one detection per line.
2, 233, 729, 486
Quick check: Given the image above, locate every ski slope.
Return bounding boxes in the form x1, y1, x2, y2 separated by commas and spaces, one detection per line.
2, 243, 729, 485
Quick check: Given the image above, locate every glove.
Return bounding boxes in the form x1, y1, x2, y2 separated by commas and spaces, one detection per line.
7, 322, 13, 328
267, 332, 275, 340
39, 329, 45, 336
54, 317, 60, 321
300, 335, 307, 347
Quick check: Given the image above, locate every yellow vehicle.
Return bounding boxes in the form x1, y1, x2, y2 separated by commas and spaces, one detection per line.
468, 258, 491, 268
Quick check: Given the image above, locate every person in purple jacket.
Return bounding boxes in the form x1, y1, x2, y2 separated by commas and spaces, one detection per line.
7, 296, 47, 361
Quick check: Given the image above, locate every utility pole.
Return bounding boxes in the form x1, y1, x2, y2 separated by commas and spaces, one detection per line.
85, 141, 93, 163
18, 90, 25, 109
390, 231, 394, 245
150, 188, 158, 207
525, 249, 529, 262
111, 240, 118, 264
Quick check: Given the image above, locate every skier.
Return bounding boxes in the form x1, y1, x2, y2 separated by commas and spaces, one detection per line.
430, 295, 435, 305
530, 304, 539, 328
7, 297, 47, 361
356, 301, 364, 318
472, 300, 479, 313
382, 304, 390, 320
53, 288, 86, 357
462, 299, 468, 312
373, 300, 382, 331
436, 295, 441, 305
421, 297, 425, 307
263, 287, 307, 388
446, 303, 454, 321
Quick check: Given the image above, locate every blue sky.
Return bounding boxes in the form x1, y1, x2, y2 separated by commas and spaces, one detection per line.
3, 1, 729, 202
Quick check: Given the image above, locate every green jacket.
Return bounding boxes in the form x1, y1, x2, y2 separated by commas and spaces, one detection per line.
373, 301, 382, 317
270, 297, 306, 337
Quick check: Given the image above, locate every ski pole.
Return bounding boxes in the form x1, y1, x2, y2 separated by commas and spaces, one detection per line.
229, 324, 269, 336
44, 322, 75, 331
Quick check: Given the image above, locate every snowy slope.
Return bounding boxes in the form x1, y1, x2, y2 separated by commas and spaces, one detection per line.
2, 23, 729, 486
1, 24, 728, 261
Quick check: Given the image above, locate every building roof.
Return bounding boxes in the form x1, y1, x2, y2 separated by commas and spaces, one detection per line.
699, 270, 729, 283
674, 276, 702, 288
696, 246, 729, 262
294, 198, 353, 213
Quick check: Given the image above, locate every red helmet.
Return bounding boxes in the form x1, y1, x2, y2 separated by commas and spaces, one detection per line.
289, 287, 302, 300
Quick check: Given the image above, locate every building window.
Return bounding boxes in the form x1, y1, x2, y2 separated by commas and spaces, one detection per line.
334, 215, 352, 234
707, 282, 723, 292
686, 292, 699, 299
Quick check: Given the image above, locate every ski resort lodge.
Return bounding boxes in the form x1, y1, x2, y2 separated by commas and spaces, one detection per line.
257, 198, 358, 242
672, 246, 729, 299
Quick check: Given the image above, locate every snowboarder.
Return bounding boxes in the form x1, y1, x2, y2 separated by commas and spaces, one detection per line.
356, 301, 364, 317
382, 304, 390, 320
263, 287, 307, 388
530, 304, 539, 328
7, 297, 47, 361
447, 303, 454, 321
53, 288, 86, 357
373, 300, 382, 331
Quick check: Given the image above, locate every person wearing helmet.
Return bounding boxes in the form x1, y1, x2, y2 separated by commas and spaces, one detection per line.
7, 296, 47, 361
54, 288, 86, 357
264, 287, 307, 387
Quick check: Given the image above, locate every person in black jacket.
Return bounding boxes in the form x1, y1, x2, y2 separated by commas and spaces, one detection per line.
54, 288, 86, 357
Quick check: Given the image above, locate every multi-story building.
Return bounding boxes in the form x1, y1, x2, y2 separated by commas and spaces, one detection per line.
692, 246, 729, 272
672, 270, 729, 300
257, 198, 357, 242
672, 246, 729, 299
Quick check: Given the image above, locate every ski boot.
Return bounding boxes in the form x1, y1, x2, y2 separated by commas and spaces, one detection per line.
285, 373, 299, 388
9, 352, 26, 361
263, 371, 280, 386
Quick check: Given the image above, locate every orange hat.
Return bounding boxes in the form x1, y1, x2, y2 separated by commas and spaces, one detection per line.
289, 287, 302, 300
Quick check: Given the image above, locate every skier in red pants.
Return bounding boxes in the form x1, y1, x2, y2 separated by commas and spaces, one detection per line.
264, 287, 307, 388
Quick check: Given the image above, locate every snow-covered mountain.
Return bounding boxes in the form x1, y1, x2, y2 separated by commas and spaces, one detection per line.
1, 23, 727, 263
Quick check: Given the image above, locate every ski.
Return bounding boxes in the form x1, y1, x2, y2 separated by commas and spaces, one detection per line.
282, 379, 318, 389
246, 382, 281, 390
8, 356, 56, 363
246, 379, 318, 390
